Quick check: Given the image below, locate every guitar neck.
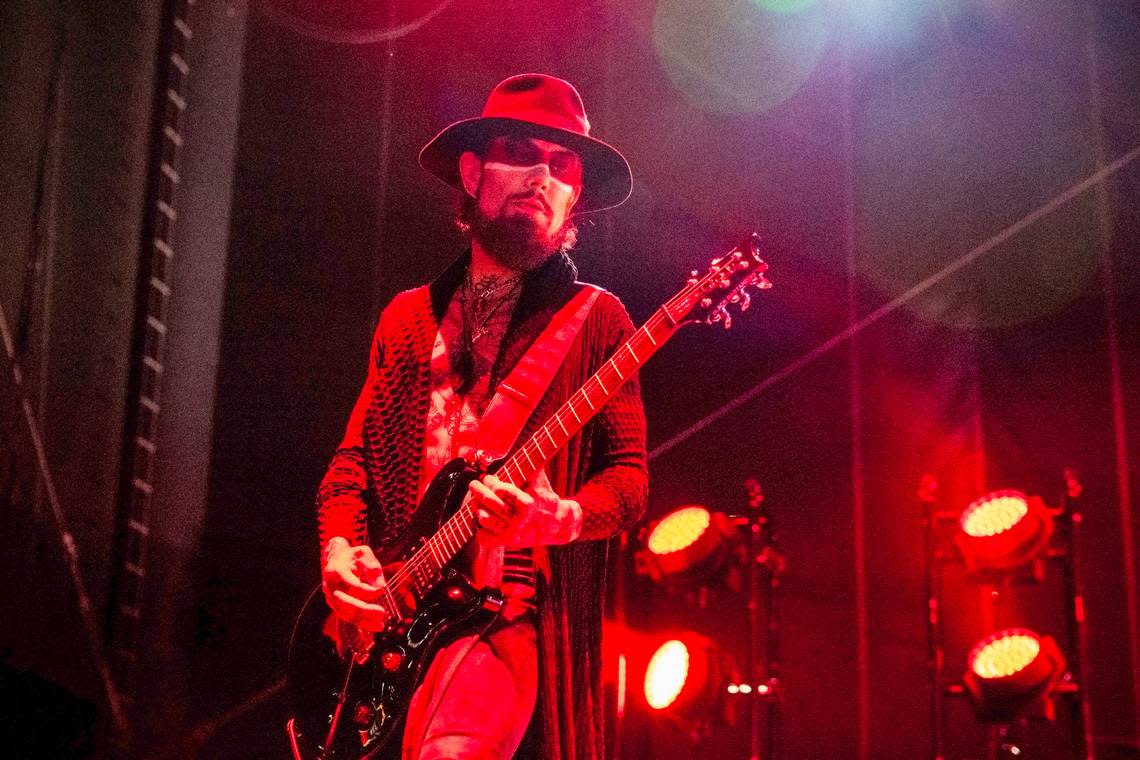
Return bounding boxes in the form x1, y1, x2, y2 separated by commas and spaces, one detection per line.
496, 307, 679, 488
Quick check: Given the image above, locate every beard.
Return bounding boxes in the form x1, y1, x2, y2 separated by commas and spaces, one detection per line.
463, 195, 578, 272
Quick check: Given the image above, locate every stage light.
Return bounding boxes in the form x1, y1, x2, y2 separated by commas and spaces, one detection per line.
639, 634, 725, 719
954, 490, 1055, 579
963, 628, 1066, 722
606, 624, 728, 719
645, 639, 690, 709
636, 505, 738, 584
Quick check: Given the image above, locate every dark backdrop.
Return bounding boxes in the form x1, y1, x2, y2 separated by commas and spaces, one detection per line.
2, 1, 1138, 758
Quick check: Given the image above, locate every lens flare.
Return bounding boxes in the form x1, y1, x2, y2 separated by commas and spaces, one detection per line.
653, 0, 828, 115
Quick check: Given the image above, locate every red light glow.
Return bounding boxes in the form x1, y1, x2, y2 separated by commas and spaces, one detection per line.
954, 490, 1055, 578
644, 639, 690, 709
970, 630, 1041, 679
963, 628, 1067, 722
647, 507, 711, 555
961, 490, 1029, 537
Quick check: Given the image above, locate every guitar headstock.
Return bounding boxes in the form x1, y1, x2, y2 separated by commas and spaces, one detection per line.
667, 233, 772, 329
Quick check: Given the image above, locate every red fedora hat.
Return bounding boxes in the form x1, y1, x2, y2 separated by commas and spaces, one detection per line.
418, 73, 632, 213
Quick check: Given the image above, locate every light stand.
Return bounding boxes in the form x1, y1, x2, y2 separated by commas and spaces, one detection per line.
919, 474, 948, 760
738, 477, 784, 760
921, 471, 1096, 760
1059, 469, 1095, 760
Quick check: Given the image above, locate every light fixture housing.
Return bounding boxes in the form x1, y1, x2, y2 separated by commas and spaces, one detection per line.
962, 628, 1067, 722
640, 633, 725, 720
955, 490, 1055, 579
636, 505, 738, 584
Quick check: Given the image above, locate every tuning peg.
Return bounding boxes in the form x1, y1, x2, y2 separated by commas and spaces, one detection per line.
739, 291, 752, 311
720, 307, 733, 330
755, 273, 773, 290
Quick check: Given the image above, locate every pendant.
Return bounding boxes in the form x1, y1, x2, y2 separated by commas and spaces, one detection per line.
444, 394, 464, 436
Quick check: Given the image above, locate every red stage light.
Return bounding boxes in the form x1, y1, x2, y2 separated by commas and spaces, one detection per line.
638, 633, 722, 718
963, 628, 1066, 722
608, 625, 726, 718
644, 639, 690, 709
637, 506, 737, 584
970, 631, 1040, 679
647, 506, 710, 555
955, 490, 1055, 579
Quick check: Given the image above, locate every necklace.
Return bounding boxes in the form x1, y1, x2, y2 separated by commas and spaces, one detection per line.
450, 270, 523, 395
464, 272, 522, 343
468, 271, 522, 303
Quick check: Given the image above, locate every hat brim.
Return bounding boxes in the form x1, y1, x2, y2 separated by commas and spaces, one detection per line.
418, 117, 632, 214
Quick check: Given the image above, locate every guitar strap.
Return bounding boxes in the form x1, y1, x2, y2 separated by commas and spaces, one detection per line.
473, 283, 601, 593
475, 283, 601, 461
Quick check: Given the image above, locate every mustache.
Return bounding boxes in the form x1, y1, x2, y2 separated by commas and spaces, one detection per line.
509, 191, 551, 214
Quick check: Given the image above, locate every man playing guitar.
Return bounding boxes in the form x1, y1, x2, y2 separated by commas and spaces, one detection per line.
315, 73, 648, 760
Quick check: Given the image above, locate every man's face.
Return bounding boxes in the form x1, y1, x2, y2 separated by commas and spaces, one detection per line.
474, 135, 582, 233
459, 135, 583, 270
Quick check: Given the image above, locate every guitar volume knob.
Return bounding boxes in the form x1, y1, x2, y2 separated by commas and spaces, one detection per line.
381, 650, 404, 671
353, 702, 375, 727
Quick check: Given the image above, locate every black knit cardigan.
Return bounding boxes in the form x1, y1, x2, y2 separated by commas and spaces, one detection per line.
316, 251, 648, 760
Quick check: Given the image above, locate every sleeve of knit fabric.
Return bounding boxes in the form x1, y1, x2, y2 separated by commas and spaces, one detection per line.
571, 295, 649, 541
315, 319, 382, 549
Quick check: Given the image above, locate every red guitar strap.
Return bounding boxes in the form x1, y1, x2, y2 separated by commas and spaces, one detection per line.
475, 283, 601, 462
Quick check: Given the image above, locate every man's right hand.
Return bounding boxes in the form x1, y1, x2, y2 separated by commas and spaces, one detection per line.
321, 537, 389, 632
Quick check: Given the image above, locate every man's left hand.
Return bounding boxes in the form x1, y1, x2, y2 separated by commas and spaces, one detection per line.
471, 468, 582, 547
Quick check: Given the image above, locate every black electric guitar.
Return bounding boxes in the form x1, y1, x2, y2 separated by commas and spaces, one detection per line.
285, 235, 772, 760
